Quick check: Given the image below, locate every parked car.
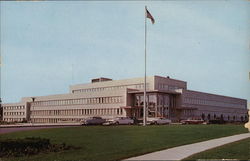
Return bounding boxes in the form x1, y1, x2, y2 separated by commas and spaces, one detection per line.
103, 117, 134, 125
102, 120, 114, 126
208, 119, 226, 124
81, 117, 105, 125
180, 118, 205, 124
147, 117, 172, 125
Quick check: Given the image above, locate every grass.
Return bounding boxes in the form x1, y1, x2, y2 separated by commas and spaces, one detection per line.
0, 124, 248, 161
184, 137, 250, 160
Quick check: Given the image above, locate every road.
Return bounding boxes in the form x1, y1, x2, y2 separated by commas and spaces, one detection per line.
0, 125, 79, 134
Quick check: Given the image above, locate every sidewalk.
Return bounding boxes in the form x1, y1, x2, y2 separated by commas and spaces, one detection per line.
125, 133, 250, 160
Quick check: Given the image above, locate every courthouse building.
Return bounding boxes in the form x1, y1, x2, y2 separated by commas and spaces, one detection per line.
2, 75, 248, 123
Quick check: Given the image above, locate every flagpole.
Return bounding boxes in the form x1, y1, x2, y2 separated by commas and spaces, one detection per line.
143, 6, 147, 126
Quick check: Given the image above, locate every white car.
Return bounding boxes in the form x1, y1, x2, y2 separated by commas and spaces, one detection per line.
147, 118, 172, 125
180, 118, 204, 124
102, 120, 115, 126
105, 117, 134, 125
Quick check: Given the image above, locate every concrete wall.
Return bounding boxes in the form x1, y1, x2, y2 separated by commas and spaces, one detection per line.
154, 75, 187, 91
70, 76, 155, 94
29, 88, 128, 122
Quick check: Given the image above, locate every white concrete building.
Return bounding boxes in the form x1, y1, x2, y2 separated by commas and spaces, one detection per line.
2, 75, 248, 123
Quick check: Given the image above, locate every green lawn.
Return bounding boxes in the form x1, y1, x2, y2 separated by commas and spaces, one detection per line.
0, 125, 248, 161
185, 137, 250, 160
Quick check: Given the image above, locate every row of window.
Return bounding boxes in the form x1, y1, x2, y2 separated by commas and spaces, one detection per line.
31, 118, 81, 123
31, 108, 123, 116
183, 98, 245, 108
3, 118, 24, 122
183, 109, 195, 116
135, 94, 170, 107
32, 96, 122, 107
3, 106, 25, 110
158, 83, 183, 91
4, 112, 25, 116
72, 83, 149, 94
200, 113, 248, 121
133, 106, 169, 118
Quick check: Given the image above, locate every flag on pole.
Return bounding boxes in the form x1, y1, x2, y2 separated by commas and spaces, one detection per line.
146, 7, 155, 24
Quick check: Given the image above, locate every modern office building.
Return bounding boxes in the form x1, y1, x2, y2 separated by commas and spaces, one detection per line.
2, 75, 248, 123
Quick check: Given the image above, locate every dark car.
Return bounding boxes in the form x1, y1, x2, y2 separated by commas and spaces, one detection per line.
103, 117, 134, 125
81, 117, 105, 125
208, 119, 226, 124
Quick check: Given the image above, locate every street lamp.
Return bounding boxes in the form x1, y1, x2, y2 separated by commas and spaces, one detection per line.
0, 98, 2, 121
31, 97, 35, 125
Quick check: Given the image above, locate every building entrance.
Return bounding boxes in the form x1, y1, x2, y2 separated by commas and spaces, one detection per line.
133, 93, 171, 119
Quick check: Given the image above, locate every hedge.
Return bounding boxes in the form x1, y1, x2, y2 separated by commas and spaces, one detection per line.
0, 137, 75, 157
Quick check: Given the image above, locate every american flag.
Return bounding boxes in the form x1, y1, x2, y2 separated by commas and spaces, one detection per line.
146, 7, 155, 24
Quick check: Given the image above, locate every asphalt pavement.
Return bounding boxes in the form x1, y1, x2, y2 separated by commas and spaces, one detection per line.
0, 125, 79, 134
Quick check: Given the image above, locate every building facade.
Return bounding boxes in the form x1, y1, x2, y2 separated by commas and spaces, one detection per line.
2, 75, 248, 123
2, 102, 28, 122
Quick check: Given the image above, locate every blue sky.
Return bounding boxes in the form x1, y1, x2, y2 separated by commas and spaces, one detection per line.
1, 1, 249, 105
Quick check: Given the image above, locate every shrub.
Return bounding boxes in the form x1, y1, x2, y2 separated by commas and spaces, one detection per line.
0, 137, 76, 157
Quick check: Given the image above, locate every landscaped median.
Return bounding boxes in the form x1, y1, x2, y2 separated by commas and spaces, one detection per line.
0, 124, 248, 161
